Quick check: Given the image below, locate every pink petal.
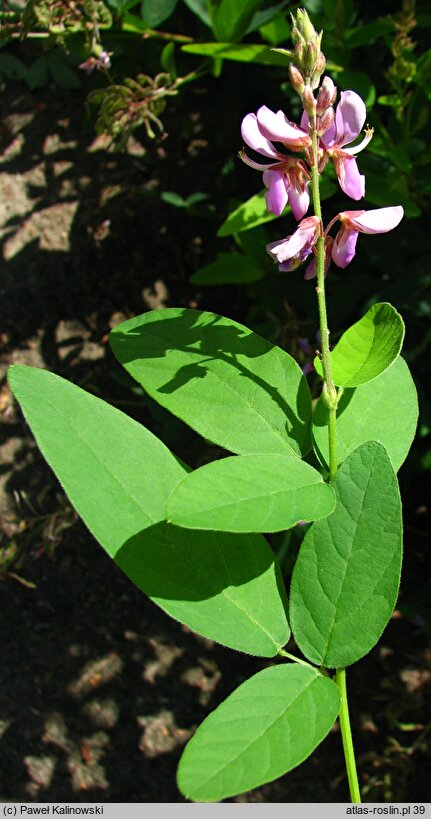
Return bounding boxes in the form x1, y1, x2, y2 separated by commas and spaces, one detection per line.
332, 226, 359, 268
257, 105, 310, 148
239, 152, 276, 171
300, 110, 309, 131
345, 205, 404, 234
241, 113, 281, 159
320, 117, 337, 148
263, 170, 288, 215
335, 154, 365, 200
288, 185, 310, 220
266, 227, 310, 264
335, 90, 366, 147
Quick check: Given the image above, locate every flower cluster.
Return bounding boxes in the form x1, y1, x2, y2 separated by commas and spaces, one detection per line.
239, 9, 403, 279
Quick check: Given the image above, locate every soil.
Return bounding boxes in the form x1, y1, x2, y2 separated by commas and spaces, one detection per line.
0, 80, 430, 804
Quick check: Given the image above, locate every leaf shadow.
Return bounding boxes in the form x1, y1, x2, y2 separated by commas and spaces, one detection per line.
114, 520, 279, 602
110, 309, 311, 454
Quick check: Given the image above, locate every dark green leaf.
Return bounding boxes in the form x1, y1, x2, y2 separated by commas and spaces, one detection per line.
141, 0, 178, 28
290, 442, 403, 668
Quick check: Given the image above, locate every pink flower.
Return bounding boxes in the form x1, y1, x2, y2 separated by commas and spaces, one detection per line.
79, 50, 111, 75
331, 206, 404, 268
240, 105, 311, 219
319, 90, 373, 200
303, 236, 333, 280
266, 216, 320, 272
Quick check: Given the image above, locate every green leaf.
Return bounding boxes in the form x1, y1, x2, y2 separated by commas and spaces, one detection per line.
110, 308, 312, 457
117, 524, 290, 656
259, 11, 290, 45
161, 190, 187, 207
177, 663, 341, 802
0, 53, 27, 81
161, 41, 176, 77
313, 356, 418, 473
48, 57, 80, 90
344, 18, 395, 48
210, 0, 263, 42
181, 0, 211, 27
314, 303, 405, 387
289, 442, 403, 668
107, 0, 140, 11
9, 365, 290, 657
218, 191, 280, 237
166, 453, 336, 532
8, 365, 184, 539
141, 0, 178, 28
26, 55, 49, 90
182, 42, 291, 67
190, 252, 264, 285
247, 2, 289, 35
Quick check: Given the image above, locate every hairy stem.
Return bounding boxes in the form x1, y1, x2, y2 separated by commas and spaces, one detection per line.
309, 129, 337, 477
309, 129, 360, 801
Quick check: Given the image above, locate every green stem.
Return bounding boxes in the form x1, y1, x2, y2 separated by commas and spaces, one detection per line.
309, 129, 360, 801
278, 649, 317, 670
336, 668, 361, 803
309, 129, 337, 478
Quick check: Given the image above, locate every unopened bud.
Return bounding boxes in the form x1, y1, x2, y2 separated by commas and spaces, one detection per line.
317, 106, 334, 136
294, 40, 306, 67
302, 85, 316, 117
304, 41, 318, 72
289, 63, 305, 96
316, 76, 337, 115
296, 8, 318, 42
310, 52, 326, 89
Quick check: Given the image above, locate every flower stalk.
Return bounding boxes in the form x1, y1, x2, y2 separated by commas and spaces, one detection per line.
239, 7, 406, 802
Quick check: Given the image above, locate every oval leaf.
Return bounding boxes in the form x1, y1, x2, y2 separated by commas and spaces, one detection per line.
290, 441, 403, 668
177, 664, 341, 802
116, 524, 290, 657
166, 453, 336, 532
110, 308, 312, 458
9, 365, 290, 657
314, 302, 405, 387
313, 356, 418, 473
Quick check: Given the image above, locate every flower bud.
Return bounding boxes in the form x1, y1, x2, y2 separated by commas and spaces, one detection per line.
294, 40, 306, 67
316, 105, 334, 136
296, 8, 318, 43
305, 42, 319, 72
310, 52, 326, 89
316, 76, 337, 115
302, 85, 316, 117
289, 63, 305, 96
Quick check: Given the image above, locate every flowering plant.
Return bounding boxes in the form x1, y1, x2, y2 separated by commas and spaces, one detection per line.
8, 9, 418, 803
